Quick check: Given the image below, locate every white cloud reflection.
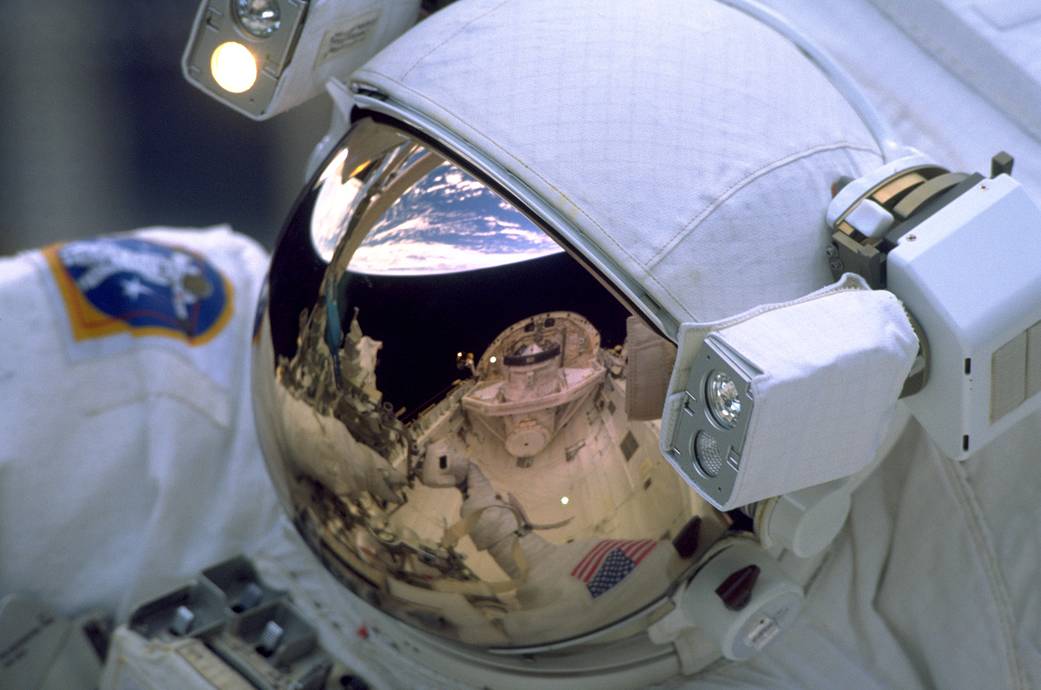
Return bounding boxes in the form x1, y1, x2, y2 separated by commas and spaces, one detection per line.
312, 175, 363, 263
348, 240, 560, 276
347, 159, 562, 276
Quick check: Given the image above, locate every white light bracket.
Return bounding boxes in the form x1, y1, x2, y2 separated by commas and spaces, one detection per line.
183, 0, 421, 121
754, 477, 854, 558
183, 0, 309, 120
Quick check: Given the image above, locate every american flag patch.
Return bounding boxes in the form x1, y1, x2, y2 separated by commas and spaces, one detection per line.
570, 539, 657, 598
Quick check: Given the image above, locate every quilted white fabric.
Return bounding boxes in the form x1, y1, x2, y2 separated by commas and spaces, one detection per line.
352, 0, 885, 325
870, 0, 1041, 143
0, 227, 282, 620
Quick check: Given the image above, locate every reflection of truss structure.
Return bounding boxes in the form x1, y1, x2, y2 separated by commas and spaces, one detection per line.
292, 475, 479, 594
278, 298, 410, 466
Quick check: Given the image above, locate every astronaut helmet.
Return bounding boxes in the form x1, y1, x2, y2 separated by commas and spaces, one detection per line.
250, 0, 896, 685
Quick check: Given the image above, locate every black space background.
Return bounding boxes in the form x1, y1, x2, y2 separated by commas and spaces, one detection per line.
1, 3, 328, 254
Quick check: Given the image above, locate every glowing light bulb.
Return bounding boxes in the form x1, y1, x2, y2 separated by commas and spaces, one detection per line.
210, 42, 258, 94
560, 496, 570, 505
489, 356, 498, 364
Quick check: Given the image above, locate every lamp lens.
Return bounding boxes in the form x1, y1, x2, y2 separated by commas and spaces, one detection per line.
707, 370, 742, 429
694, 431, 724, 477
234, 0, 281, 38
210, 41, 258, 94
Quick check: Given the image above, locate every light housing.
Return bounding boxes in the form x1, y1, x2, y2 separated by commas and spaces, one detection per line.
671, 338, 757, 506
183, 0, 308, 119
661, 284, 919, 511
182, 0, 420, 120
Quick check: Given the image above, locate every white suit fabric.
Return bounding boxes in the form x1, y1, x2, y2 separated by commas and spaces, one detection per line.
0, 227, 282, 621
2, 2, 1041, 690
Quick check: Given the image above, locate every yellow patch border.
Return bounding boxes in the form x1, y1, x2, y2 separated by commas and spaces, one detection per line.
42, 241, 235, 346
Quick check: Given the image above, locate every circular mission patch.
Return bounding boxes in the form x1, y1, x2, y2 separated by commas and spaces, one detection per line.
43, 237, 233, 344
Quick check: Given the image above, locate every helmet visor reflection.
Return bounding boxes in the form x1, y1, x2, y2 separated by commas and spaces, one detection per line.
254, 117, 728, 649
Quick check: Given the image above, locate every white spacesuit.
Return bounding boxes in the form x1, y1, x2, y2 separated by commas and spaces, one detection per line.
4, 1, 1041, 689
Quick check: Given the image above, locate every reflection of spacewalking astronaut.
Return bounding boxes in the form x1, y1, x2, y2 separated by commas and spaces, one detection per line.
435, 458, 712, 644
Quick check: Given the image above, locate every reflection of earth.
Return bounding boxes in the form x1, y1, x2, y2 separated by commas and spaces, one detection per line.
350, 162, 563, 275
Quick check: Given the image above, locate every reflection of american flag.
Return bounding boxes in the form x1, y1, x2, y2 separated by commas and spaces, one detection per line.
571, 539, 657, 598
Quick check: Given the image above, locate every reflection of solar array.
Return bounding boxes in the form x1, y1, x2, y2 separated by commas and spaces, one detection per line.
350, 163, 562, 275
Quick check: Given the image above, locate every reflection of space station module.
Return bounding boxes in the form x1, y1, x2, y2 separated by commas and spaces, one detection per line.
393, 312, 723, 645
462, 312, 606, 462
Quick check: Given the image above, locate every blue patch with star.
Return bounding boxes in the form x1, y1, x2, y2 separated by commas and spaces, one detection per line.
44, 237, 233, 344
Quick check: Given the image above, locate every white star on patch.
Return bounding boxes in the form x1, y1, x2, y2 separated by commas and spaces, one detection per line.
121, 277, 154, 300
